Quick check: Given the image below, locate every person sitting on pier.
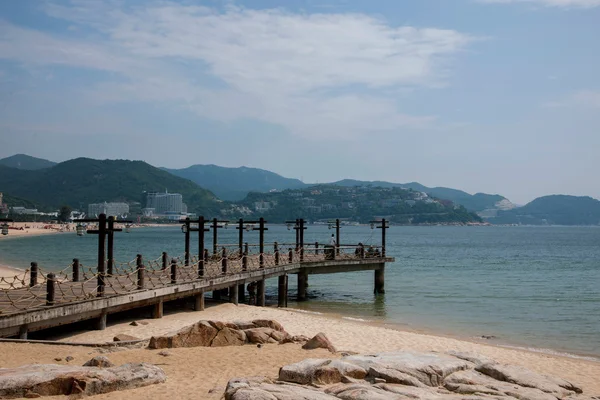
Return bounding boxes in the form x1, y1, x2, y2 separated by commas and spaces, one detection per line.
355, 242, 364, 257
329, 234, 336, 246
366, 246, 375, 258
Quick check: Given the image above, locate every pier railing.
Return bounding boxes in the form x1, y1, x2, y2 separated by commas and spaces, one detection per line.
0, 244, 384, 315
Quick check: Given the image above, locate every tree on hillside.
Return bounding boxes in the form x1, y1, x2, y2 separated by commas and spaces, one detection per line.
58, 205, 72, 222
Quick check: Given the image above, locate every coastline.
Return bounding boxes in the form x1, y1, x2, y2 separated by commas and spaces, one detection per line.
45, 302, 600, 396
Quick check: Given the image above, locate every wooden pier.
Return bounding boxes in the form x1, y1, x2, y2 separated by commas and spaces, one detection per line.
0, 216, 394, 339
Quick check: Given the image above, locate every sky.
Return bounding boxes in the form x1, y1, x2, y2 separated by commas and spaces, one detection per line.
0, 0, 599, 204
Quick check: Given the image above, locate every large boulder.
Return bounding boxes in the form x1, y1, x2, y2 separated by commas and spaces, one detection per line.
244, 328, 279, 344
211, 327, 247, 347
149, 320, 217, 349
251, 319, 285, 332
302, 333, 336, 353
0, 363, 165, 398
226, 351, 593, 400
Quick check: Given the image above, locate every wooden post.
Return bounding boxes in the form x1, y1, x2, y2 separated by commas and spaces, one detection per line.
46, 273, 56, 306
298, 270, 307, 301
213, 290, 221, 301
374, 266, 385, 294
170, 258, 177, 284
97, 213, 107, 297
288, 248, 293, 263
242, 243, 248, 271
315, 242, 319, 255
153, 300, 164, 319
212, 218, 218, 255
72, 258, 80, 282
284, 275, 289, 307
204, 249, 209, 263
238, 284, 245, 303
299, 218, 305, 262
259, 217, 265, 269
198, 216, 206, 278
29, 262, 38, 287
257, 279, 265, 306
381, 218, 387, 257
18, 325, 28, 340
96, 311, 107, 330
221, 247, 227, 275
295, 219, 299, 251
336, 218, 340, 256
274, 242, 279, 265
107, 216, 115, 276
238, 218, 244, 258
230, 284, 239, 305
162, 252, 168, 270
136, 254, 145, 290
184, 217, 191, 266
194, 292, 205, 311
278, 274, 287, 307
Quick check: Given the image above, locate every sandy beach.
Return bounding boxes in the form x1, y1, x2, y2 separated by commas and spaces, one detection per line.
0, 302, 597, 399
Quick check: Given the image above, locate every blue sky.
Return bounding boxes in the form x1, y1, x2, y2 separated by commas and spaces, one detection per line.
0, 0, 599, 204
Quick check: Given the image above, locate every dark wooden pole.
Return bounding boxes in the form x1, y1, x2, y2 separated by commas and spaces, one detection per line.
72, 258, 80, 282
336, 218, 340, 256
288, 248, 293, 263
107, 216, 114, 276
198, 216, 205, 278
97, 213, 107, 297
29, 262, 38, 287
136, 254, 145, 290
295, 219, 299, 251
278, 274, 286, 307
238, 218, 244, 257
212, 218, 218, 255
257, 279, 265, 306
374, 267, 385, 294
299, 218, 305, 262
221, 247, 228, 275
170, 258, 177, 284
297, 270, 307, 301
46, 273, 55, 306
381, 218, 387, 257
259, 217, 265, 269
184, 217, 191, 266
242, 242, 248, 271
162, 252, 168, 270
274, 242, 279, 265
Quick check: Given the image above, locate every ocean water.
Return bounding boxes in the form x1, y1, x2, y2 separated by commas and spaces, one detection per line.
0, 225, 599, 359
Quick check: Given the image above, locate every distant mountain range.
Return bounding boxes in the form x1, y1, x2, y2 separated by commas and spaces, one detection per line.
1, 154, 598, 225
0, 154, 57, 170
163, 164, 305, 201
0, 158, 218, 214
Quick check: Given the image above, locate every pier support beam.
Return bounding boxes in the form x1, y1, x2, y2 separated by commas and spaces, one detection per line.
153, 300, 164, 319
213, 290, 221, 301
278, 275, 287, 308
238, 284, 245, 304
374, 266, 385, 295
298, 270, 308, 301
18, 325, 28, 340
229, 285, 239, 305
257, 279, 265, 307
95, 311, 107, 331
195, 293, 205, 311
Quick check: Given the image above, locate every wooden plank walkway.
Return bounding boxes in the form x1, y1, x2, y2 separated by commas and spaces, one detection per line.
0, 249, 393, 338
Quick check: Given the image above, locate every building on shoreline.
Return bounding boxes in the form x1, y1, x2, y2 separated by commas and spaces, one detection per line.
145, 191, 187, 216
88, 202, 130, 218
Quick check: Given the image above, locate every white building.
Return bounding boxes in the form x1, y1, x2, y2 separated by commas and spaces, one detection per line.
145, 191, 187, 215
88, 202, 130, 218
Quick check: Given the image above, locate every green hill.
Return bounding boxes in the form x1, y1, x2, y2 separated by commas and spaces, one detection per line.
0, 158, 220, 214
163, 164, 307, 201
332, 179, 506, 212
0, 154, 56, 170
488, 195, 600, 225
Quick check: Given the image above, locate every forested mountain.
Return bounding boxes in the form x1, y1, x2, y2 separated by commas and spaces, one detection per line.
487, 195, 600, 225
0, 154, 56, 170
0, 159, 219, 214
333, 179, 507, 212
163, 164, 307, 201
230, 185, 482, 224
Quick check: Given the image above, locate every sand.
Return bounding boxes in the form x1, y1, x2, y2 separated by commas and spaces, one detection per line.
0, 303, 596, 399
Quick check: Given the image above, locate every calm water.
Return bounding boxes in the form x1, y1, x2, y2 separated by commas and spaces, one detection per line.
1, 225, 599, 358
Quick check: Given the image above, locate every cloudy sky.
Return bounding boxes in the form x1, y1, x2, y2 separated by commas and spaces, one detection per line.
0, 0, 598, 204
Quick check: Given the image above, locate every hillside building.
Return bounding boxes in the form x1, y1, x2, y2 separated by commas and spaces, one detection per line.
88, 202, 130, 218
145, 191, 187, 215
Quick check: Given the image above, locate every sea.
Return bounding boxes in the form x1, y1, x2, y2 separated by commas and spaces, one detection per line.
0, 225, 598, 360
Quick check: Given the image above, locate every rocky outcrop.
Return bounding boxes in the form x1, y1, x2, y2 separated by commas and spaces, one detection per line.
0, 363, 165, 398
302, 332, 336, 353
148, 319, 293, 349
82, 356, 115, 368
225, 351, 594, 400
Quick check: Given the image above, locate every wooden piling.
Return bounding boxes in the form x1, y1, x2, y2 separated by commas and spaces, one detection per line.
97, 213, 107, 298
29, 262, 38, 287
96, 311, 107, 330
162, 252, 168, 270
230, 284, 239, 305
170, 259, 177, 284
257, 279, 265, 306
221, 247, 227, 275
18, 325, 27, 340
194, 292, 205, 311
136, 254, 145, 290
374, 267, 385, 294
46, 273, 55, 306
107, 216, 115, 276
153, 300, 164, 319
72, 258, 80, 282
238, 284, 246, 303
274, 242, 279, 265
298, 270, 307, 301
278, 275, 287, 307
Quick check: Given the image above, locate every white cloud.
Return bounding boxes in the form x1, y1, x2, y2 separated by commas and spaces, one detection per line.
0, 1, 473, 139
478, 0, 600, 8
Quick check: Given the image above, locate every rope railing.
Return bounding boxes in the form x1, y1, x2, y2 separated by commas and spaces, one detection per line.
0, 244, 387, 316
